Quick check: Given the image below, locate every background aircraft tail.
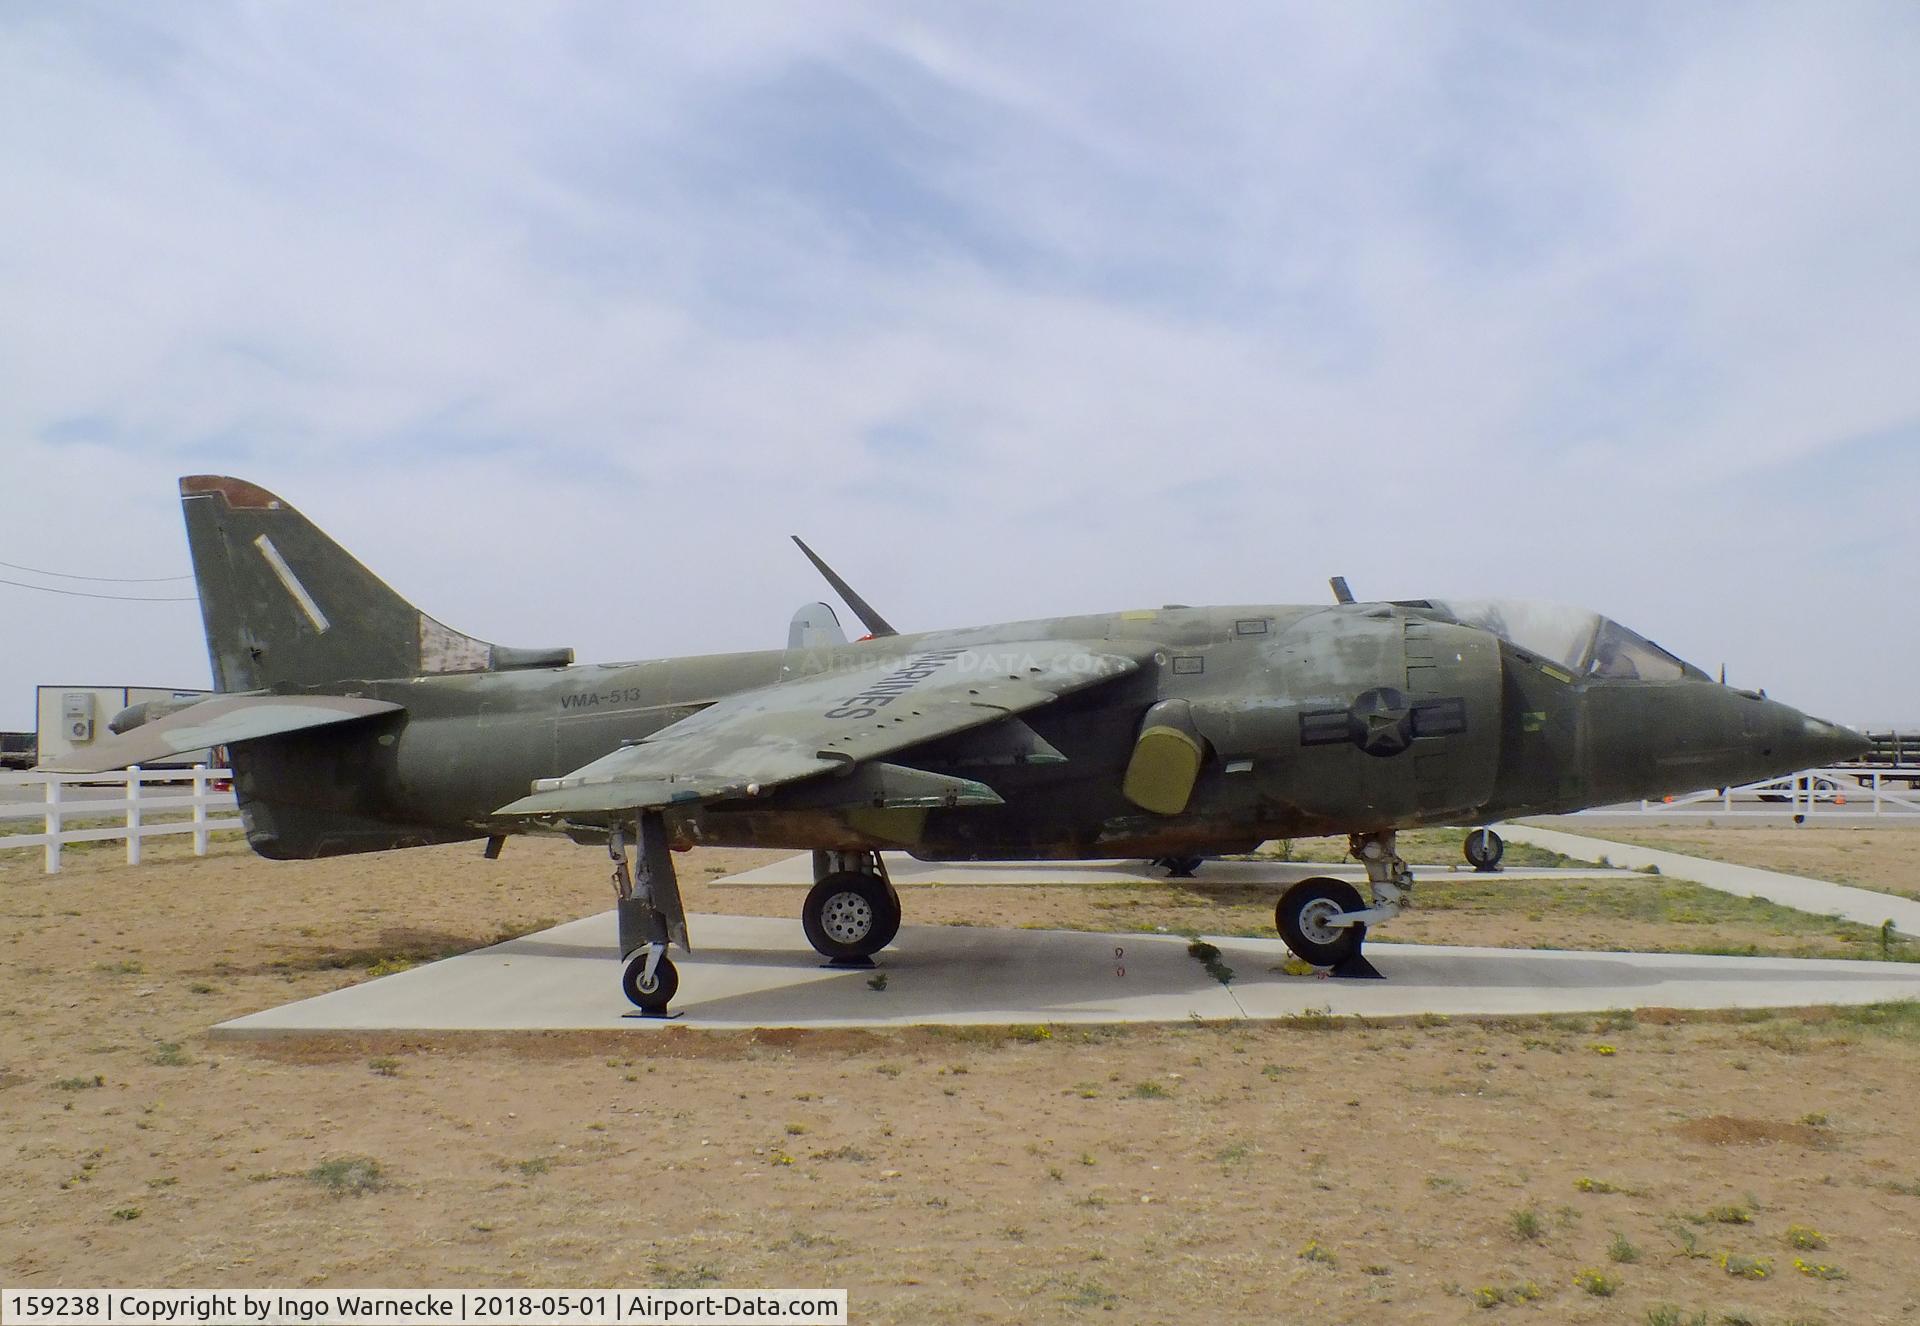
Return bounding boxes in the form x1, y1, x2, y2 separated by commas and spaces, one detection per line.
179, 476, 572, 692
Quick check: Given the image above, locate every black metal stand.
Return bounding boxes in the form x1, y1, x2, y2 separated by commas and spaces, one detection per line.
1329, 951, 1384, 980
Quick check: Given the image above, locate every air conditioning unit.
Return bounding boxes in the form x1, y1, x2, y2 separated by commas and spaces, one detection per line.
62, 692, 95, 744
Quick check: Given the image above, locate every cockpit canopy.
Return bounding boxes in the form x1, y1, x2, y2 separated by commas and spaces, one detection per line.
1430, 600, 1706, 682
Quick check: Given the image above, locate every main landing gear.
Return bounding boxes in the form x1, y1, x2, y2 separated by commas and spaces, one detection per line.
1273, 831, 1411, 975
610, 810, 689, 1014
803, 850, 902, 962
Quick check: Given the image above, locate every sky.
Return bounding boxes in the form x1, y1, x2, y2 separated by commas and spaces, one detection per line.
1, 2, 1916, 732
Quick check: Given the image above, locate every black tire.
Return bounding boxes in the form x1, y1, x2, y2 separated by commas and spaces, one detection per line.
622, 952, 678, 1012
1464, 828, 1504, 872
1274, 878, 1365, 967
1152, 855, 1205, 878
803, 871, 901, 959
872, 880, 903, 951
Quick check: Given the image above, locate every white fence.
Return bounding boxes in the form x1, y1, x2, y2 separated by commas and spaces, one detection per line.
1605, 767, 1920, 821
0, 767, 241, 874
2, 762, 1912, 876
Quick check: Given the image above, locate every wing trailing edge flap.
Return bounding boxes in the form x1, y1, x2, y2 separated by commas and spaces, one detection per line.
494, 639, 1141, 818
38, 694, 403, 773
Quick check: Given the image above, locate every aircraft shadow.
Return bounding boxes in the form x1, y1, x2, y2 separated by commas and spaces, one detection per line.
447, 923, 1920, 1028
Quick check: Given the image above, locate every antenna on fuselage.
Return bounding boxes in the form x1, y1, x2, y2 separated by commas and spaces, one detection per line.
1329, 576, 1355, 605
790, 536, 898, 639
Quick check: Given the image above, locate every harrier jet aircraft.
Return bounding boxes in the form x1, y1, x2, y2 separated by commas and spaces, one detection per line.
51, 478, 1865, 1013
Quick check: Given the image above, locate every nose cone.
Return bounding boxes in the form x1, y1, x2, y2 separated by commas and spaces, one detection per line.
1789, 714, 1870, 768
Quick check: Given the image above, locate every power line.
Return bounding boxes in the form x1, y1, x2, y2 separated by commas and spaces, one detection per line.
0, 557, 192, 583
0, 576, 197, 603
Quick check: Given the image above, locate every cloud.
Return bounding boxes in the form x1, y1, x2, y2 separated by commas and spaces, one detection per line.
1, 2, 1916, 728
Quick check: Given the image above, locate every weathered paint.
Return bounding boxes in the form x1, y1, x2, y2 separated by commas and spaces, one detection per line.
157, 476, 1866, 862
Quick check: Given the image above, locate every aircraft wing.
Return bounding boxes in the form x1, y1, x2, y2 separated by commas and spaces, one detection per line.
494, 640, 1141, 817
38, 695, 403, 773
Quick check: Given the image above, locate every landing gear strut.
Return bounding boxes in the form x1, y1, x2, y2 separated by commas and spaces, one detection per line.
1273, 831, 1411, 976
1274, 877, 1366, 966
611, 810, 688, 1014
803, 850, 902, 962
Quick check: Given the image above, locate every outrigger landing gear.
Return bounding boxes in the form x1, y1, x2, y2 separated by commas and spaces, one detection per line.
611, 810, 689, 1014
1273, 830, 1411, 978
802, 850, 902, 963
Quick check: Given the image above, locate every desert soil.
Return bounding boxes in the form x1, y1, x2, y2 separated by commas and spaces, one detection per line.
4, 830, 1920, 1323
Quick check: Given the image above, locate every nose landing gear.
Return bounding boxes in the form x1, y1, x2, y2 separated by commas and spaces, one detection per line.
1272, 831, 1410, 978
1274, 877, 1366, 966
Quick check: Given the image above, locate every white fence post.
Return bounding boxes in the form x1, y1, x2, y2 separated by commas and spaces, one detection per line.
192, 765, 209, 856
7, 768, 239, 869
44, 777, 62, 875
126, 765, 143, 865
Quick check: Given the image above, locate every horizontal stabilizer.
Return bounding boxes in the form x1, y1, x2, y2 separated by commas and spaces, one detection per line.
39, 694, 403, 773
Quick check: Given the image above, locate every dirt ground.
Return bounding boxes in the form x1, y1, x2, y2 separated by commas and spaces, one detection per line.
5, 830, 1920, 1323
1582, 824, 1920, 901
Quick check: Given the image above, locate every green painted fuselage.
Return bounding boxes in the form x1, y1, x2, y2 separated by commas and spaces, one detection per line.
231, 601, 1857, 861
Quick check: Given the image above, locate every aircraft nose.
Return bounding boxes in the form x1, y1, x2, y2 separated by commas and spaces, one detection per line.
1786, 713, 1870, 768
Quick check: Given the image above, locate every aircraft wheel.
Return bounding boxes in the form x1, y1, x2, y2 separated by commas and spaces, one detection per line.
622, 952, 678, 1012
1275, 878, 1365, 967
1464, 828, 1504, 872
803, 871, 900, 959
876, 880, 903, 948
1153, 855, 1205, 878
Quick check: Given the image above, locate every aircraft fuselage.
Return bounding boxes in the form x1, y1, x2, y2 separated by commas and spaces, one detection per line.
226, 601, 1856, 861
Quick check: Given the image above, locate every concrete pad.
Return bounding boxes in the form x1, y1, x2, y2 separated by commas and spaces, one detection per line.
212, 912, 1920, 1037
714, 852, 1642, 888
1503, 823, 1920, 940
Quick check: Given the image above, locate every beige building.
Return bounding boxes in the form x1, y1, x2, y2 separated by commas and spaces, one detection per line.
34, 685, 211, 767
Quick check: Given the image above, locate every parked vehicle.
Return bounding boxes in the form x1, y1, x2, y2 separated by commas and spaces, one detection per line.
0, 732, 34, 770
1837, 731, 1920, 792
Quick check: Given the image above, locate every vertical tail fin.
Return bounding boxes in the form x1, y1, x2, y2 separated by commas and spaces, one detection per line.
180, 476, 571, 692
